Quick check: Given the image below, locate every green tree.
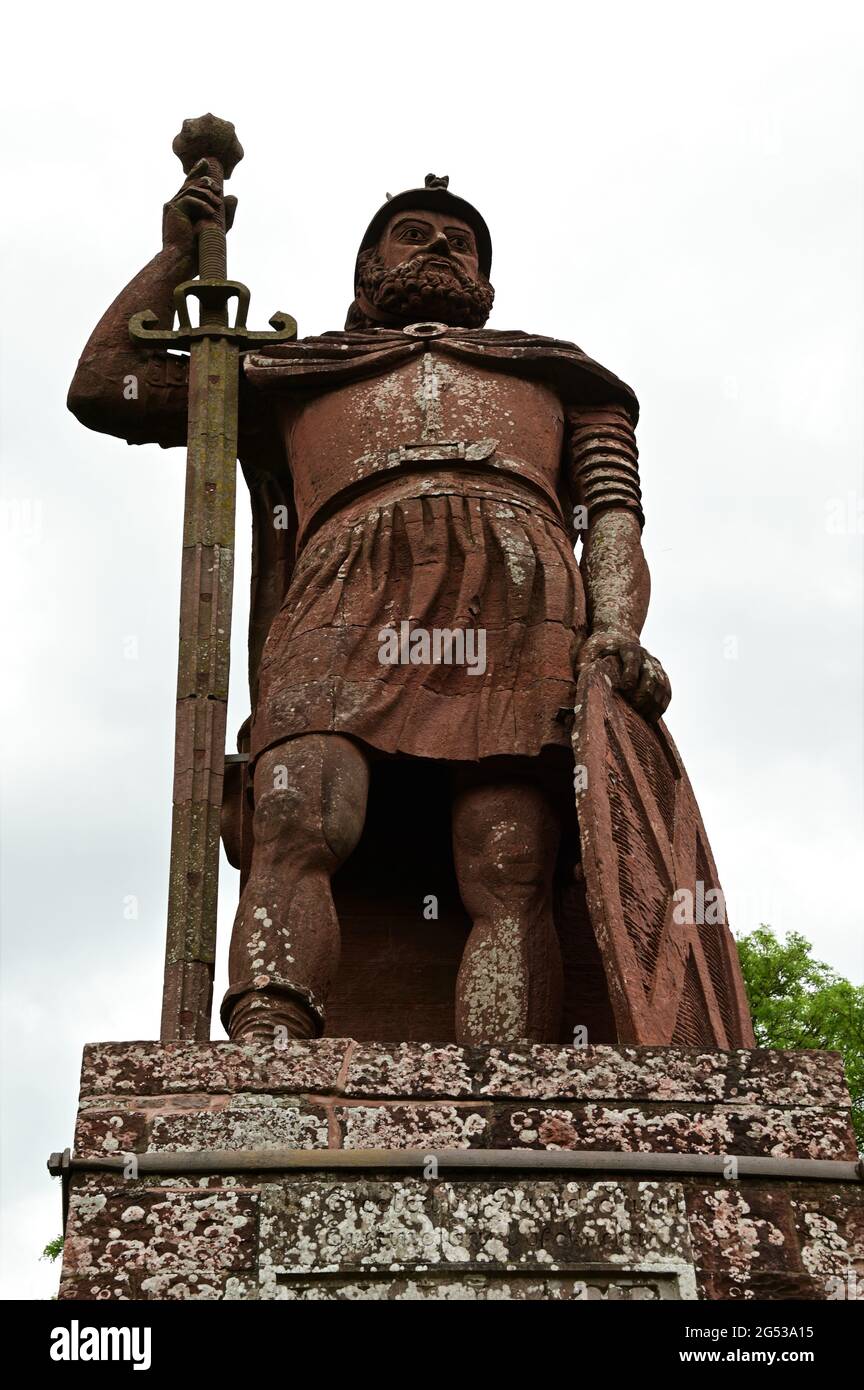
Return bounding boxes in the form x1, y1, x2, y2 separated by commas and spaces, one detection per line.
737, 926, 863, 1151
41, 1235, 63, 1263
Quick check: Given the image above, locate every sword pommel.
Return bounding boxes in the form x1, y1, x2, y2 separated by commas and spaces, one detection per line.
173, 113, 244, 178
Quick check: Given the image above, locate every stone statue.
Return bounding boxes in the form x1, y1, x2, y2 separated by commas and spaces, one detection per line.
69, 141, 753, 1050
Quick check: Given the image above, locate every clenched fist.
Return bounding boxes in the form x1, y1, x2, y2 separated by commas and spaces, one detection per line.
162, 157, 237, 260
577, 629, 671, 723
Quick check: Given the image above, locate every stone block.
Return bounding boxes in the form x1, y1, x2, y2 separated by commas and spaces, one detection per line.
57, 1041, 862, 1301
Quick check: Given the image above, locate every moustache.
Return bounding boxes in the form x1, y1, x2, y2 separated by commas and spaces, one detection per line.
398, 253, 473, 282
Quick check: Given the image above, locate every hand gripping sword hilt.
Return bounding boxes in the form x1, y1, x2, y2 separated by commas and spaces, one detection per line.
173, 113, 242, 286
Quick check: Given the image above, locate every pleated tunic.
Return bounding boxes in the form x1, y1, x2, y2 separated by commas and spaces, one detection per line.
251, 475, 585, 764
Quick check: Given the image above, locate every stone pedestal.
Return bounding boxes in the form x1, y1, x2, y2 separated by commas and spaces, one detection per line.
56, 1042, 862, 1301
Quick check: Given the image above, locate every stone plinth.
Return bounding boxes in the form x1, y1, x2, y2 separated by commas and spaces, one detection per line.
56, 1042, 862, 1301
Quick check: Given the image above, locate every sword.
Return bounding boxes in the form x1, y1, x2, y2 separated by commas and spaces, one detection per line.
130, 114, 296, 1040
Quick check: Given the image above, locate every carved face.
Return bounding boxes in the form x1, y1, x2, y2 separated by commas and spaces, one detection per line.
379, 210, 480, 278
349, 208, 495, 330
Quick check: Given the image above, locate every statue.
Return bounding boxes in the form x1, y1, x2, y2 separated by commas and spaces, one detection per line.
68, 118, 753, 1051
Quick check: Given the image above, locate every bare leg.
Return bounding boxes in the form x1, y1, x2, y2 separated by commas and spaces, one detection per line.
222, 734, 369, 1041
453, 776, 563, 1044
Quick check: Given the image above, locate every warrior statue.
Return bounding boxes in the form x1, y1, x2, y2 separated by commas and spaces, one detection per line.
69, 149, 753, 1050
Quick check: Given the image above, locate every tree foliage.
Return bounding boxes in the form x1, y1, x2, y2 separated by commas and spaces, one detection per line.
737, 926, 863, 1150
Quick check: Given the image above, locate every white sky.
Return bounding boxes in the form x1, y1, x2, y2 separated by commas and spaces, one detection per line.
1, 0, 862, 1298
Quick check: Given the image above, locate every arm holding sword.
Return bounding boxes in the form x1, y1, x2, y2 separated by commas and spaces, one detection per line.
67, 160, 236, 446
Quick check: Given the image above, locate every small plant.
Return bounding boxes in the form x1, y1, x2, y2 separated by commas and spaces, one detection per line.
42, 1235, 63, 1263
737, 926, 864, 1150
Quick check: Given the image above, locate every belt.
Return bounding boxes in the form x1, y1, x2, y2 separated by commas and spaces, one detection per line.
296, 439, 567, 549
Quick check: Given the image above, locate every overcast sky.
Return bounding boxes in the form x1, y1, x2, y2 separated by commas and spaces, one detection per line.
1, 0, 862, 1298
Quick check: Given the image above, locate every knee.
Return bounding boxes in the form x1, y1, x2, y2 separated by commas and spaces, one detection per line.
454, 784, 557, 904
252, 738, 368, 866
252, 776, 315, 854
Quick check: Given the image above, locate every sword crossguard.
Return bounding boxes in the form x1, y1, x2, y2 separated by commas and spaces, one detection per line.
130, 282, 296, 348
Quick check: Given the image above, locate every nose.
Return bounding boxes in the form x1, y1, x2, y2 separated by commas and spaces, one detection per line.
426, 231, 452, 257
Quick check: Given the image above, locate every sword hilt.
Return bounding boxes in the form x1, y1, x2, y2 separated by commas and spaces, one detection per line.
129, 113, 296, 351
173, 114, 244, 313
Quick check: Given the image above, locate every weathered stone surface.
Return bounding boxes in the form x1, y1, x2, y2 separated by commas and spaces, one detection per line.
74, 1095, 329, 1156
476, 1045, 733, 1101
441, 1179, 694, 1272
474, 1045, 850, 1105
79, 1041, 853, 1110
736, 1107, 856, 1160
267, 1273, 680, 1300
699, 1270, 832, 1302
75, 1095, 329, 1156
58, 1269, 136, 1302
80, 1040, 350, 1097
62, 1184, 259, 1281
147, 1097, 329, 1152
261, 1180, 445, 1278
685, 1184, 798, 1287
338, 1104, 489, 1150
345, 1043, 474, 1098
492, 1103, 856, 1159
791, 1192, 864, 1286
258, 1178, 695, 1289
58, 1042, 862, 1302
74, 1107, 149, 1157
61, 1267, 679, 1301
59, 1269, 259, 1302
724, 1049, 851, 1109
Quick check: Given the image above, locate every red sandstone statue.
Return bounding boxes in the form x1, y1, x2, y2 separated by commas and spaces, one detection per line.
69, 153, 753, 1050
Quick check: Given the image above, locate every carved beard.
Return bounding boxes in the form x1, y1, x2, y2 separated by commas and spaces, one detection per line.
347, 249, 495, 330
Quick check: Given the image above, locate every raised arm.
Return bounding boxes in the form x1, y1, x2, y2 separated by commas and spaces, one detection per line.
67, 163, 235, 448
568, 404, 671, 722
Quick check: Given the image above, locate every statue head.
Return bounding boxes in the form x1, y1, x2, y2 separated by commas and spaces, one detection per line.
346, 175, 494, 330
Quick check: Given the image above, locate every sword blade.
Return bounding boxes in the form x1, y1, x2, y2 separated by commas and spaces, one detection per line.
161, 333, 239, 1040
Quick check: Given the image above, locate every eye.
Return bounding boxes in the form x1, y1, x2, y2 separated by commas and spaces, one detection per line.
400, 226, 426, 243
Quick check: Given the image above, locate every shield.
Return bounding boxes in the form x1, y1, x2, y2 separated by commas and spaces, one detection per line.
573, 663, 754, 1047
